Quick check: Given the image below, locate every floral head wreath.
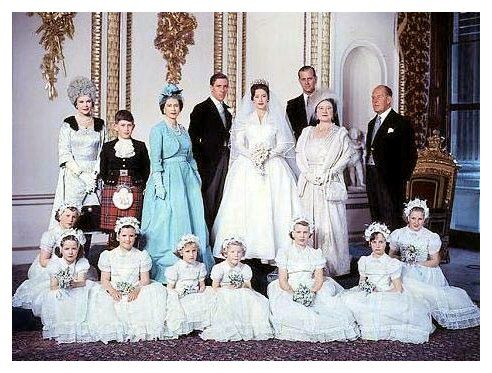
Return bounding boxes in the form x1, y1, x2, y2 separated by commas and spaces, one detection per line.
403, 198, 430, 220
174, 233, 200, 255
57, 201, 82, 214
290, 217, 314, 234
364, 222, 391, 242
221, 236, 246, 254
158, 83, 183, 106
56, 228, 85, 248
250, 78, 269, 87
67, 76, 97, 105
114, 216, 141, 234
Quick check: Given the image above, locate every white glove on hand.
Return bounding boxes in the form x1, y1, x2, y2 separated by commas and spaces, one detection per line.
155, 185, 166, 200
79, 172, 96, 193
304, 172, 323, 185
65, 160, 82, 176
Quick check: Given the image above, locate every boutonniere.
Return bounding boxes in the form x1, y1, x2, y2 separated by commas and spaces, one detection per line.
387, 127, 394, 134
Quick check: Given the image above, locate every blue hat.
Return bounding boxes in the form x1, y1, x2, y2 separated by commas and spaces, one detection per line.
158, 83, 183, 106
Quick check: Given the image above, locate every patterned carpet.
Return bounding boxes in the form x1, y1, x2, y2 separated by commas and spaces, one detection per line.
12, 249, 480, 361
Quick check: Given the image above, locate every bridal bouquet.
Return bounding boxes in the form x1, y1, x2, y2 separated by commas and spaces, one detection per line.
178, 284, 199, 298
292, 284, 315, 307
55, 267, 73, 289
115, 281, 135, 295
227, 271, 244, 288
250, 142, 271, 175
401, 245, 418, 264
358, 278, 376, 294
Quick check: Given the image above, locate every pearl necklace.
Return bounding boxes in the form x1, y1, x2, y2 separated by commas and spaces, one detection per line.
75, 113, 94, 129
168, 123, 182, 135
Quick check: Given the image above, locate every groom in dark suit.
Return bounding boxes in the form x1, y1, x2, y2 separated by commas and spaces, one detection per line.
286, 65, 318, 140
189, 72, 232, 230
365, 85, 417, 230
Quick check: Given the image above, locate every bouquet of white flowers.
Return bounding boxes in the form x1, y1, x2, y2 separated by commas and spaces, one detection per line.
178, 284, 199, 298
292, 284, 315, 307
250, 142, 271, 175
55, 267, 73, 289
228, 271, 244, 288
358, 278, 376, 294
402, 245, 418, 264
115, 281, 135, 295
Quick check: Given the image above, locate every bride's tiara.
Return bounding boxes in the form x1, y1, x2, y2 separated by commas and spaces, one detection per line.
250, 79, 269, 87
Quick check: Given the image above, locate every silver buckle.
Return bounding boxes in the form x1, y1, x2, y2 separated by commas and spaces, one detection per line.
119, 169, 129, 176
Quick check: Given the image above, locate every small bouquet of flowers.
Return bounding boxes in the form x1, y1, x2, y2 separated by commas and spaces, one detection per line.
115, 281, 135, 295
402, 245, 418, 264
55, 267, 73, 289
292, 284, 315, 307
250, 142, 271, 175
358, 278, 376, 294
178, 284, 199, 298
228, 271, 244, 288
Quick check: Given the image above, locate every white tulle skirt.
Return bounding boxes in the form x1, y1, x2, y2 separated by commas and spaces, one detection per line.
268, 278, 360, 342
41, 280, 95, 343
340, 286, 435, 344
87, 281, 172, 343
402, 264, 480, 329
200, 287, 273, 342
165, 287, 216, 336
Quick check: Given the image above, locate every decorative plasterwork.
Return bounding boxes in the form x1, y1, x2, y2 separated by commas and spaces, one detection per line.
154, 12, 198, 84
226, 12, 238, 111
106, 12, 121, 139
214, 12, 224, 73
320, 13, 330, 87
28, 12, 76, 100
91, 12, 102, 118
241, 13, 247, 98
125, 13, 133, 111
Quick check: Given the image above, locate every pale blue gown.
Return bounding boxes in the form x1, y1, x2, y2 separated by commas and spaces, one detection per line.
141, 120, 214, 283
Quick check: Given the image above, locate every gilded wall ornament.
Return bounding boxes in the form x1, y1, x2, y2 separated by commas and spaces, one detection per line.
154, 12, 198, 84
28, 12, 76, 100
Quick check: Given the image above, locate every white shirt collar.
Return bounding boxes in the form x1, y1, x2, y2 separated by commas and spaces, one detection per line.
210, 95, 224, 109
378, 107, 392, 123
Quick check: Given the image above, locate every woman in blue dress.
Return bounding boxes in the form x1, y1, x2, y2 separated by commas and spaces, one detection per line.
141, 83, 215, 283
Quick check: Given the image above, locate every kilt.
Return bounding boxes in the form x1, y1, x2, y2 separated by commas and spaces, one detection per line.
100, 175, 144, 231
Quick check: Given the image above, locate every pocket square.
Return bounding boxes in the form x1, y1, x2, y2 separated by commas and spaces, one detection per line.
387, 127, 394, 134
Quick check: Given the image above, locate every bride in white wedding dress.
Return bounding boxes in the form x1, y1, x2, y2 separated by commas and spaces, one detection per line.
211, 80, 301, 263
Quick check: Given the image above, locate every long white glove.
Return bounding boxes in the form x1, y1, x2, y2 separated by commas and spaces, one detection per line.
152, 172, 166, 200
79, 172, 96, 193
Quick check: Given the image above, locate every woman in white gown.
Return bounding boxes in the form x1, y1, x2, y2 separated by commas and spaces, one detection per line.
212, 80, 301, 262
296, 91, 355, 275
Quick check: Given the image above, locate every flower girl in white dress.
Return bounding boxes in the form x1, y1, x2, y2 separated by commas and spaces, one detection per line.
200, 237, 273, 341
165, 234, 216, 336
40, 230, 94, 343
388, 198, 480, 329
340, 222, 435, 343
87, 217, 171, 343
267, 218, 359, 342
13, 202, 85, 316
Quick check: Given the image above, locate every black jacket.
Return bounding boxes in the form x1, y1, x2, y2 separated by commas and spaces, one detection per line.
286, 94, 316, 140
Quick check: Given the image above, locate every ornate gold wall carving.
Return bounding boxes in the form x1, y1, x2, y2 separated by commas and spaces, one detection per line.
125, 13, 133, 111
91, 12, 102, 118
241, 13, 247, 98
303, 13, 308, 66
28, 12, 76, 100
214, 12, 224, 73
106, 12, 121, 139
154, 12, 198, 84
320, 12, 330, 87
310, 12, 319, 70
226, 13, 238, 111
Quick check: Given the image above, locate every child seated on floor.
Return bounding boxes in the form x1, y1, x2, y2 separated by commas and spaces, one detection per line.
388, 198, 480, 329
200, 237, 273, 342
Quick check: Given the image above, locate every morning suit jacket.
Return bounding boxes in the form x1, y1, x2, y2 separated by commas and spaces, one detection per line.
188, 97, 233, 190
286, 94, 316, 140
365, 109, 417, 193
99, 138, 150, 186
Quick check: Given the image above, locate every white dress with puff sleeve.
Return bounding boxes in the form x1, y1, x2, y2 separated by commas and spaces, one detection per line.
40, 256, 94, 343
87, 247, 172, 343
267, 243, 359, 342
200, 261, 273, 341
389, 226, 480, 329
340, 253, 435, 343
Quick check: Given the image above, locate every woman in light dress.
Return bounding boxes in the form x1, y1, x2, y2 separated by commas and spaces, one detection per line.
40, 230, 94, 343
340, 222, 435, 343
87, 217, 172, 343
141, 83, 214, 283
165, 234, 216, 336
212, 80, 301, 263
389, 198, 480, 329
200, 238, 273, 341
267, 218, 359, 342
13, 202, 85, 316
296, 92, 354, 276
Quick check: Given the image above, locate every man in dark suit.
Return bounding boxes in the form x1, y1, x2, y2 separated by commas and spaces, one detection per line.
365, 85, 417, 230
286, 65, 318, 140
189, 72, 232, 230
